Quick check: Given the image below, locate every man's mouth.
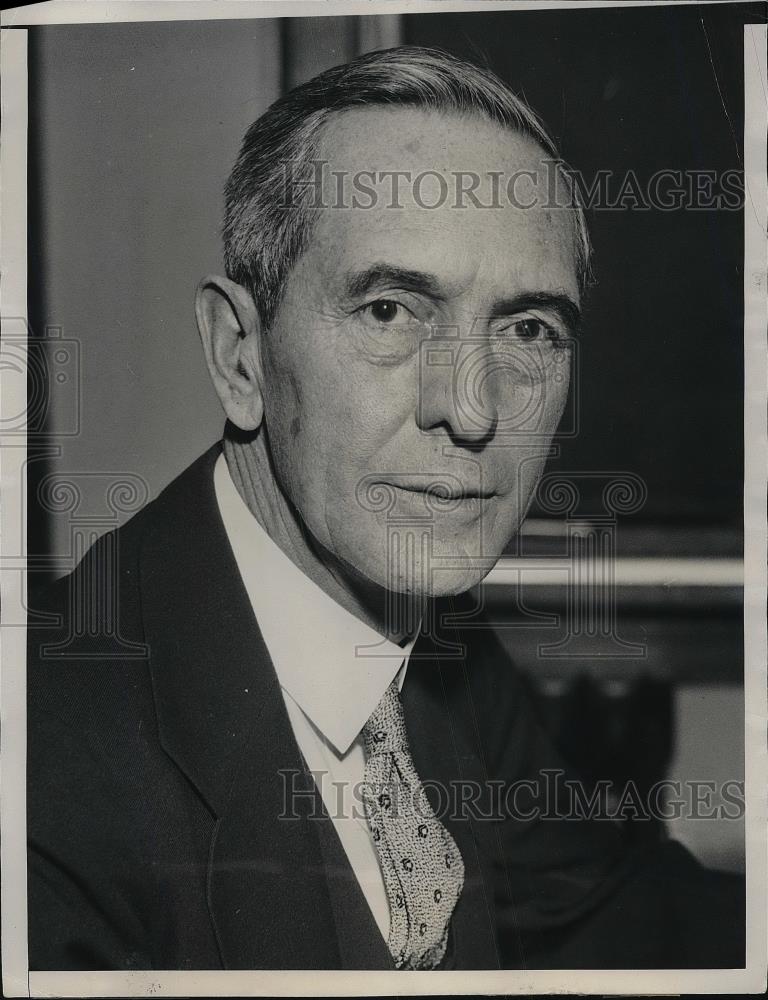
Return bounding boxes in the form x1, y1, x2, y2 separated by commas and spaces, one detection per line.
384, 480, 496, 502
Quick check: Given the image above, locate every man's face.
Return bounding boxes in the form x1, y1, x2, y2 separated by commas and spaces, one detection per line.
259, 107, 579, 597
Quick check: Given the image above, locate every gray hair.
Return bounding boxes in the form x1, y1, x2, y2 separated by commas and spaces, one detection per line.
223, 45, 591, 329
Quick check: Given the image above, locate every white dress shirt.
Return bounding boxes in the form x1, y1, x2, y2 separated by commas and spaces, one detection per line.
213, 453, 417, 941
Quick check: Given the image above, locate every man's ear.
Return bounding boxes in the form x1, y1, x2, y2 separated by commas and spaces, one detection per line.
195, 275, 265, 431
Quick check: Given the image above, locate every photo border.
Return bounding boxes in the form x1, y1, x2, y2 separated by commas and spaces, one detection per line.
1, 2, 766, 996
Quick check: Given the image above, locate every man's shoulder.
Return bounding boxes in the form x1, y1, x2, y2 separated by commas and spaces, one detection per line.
27, 447, 225, 896
102, 441, 224, 567
29, 443, 223, 622
26, 442, 224, 759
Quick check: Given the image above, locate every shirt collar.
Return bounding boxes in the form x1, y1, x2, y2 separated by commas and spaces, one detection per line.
214, 453, 417, 754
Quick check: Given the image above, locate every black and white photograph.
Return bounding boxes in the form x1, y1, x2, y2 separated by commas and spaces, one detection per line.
1, 0, 766, 995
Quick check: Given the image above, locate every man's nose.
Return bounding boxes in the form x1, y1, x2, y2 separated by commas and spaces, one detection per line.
416, 338, 498, 449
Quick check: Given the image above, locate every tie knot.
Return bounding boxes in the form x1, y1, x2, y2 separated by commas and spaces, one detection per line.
362, 679, 408, 758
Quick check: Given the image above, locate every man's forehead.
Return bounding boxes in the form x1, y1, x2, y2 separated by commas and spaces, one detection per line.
316, 105, 550, 177
303, 106, 580, 301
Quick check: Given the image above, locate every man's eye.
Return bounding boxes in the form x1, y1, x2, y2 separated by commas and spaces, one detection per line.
508, 318, 551, 341
364, 299, 410, 324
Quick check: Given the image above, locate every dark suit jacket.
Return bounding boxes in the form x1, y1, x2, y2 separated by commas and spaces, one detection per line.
27, 444, 745, 971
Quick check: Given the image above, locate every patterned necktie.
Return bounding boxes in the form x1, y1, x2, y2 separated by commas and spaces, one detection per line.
361, 678, 465, 970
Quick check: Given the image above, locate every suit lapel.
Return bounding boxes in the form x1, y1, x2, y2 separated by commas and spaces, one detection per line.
140, 445, 340, 968
402, 602, 502, 970
312, 792, 395, 970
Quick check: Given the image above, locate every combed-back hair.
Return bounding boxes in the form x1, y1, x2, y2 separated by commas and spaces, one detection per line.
223, 45, 591, 329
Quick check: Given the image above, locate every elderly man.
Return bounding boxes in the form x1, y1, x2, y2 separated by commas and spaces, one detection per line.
28, 45, 743, 971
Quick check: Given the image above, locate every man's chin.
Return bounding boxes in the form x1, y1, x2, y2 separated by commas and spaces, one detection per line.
360, 558, 499, 599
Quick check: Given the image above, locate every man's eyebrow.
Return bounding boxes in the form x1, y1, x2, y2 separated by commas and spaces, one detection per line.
492, 292, 581, 331
344, 264, 443, 300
